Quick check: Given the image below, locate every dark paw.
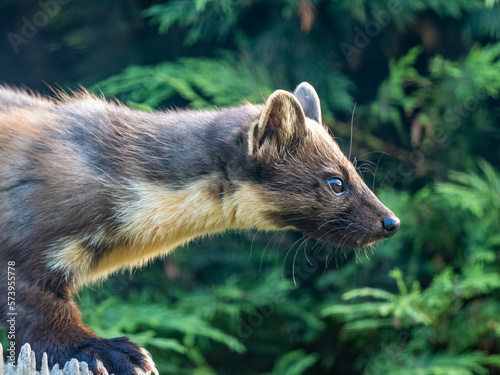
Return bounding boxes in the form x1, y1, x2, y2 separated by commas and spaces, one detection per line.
66, 337, 158, 375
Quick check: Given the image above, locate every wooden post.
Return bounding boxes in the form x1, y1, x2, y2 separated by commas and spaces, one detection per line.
1, 343, 92, 375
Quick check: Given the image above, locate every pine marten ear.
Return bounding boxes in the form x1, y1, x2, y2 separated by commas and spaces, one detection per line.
249, 90, 307, 160
293, 82, 322, 124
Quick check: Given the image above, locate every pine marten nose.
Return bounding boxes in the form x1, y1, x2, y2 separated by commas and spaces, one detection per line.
382, 216, 400, 238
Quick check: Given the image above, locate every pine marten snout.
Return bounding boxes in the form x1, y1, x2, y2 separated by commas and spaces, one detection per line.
0, 82, 399, 375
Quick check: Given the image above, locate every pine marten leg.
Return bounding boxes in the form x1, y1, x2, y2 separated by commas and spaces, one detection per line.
12, 279, 157, 375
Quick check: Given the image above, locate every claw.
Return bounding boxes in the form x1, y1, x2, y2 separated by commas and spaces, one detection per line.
145, 363, 159, 375
142, 348, 153, 360
96, 360, 109, 375
134, 369, 153, 375
140, 347, 158, 375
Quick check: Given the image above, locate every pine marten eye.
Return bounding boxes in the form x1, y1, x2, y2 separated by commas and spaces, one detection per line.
327, 177, 346, 195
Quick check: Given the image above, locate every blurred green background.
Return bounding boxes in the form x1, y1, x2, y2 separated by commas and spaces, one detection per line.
1, 0, 500, 374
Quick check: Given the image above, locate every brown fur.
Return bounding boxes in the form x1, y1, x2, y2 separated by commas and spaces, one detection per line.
0, 83, 399, 374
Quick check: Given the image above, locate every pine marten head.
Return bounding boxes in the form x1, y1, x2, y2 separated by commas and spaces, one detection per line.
245, 83, 400, 248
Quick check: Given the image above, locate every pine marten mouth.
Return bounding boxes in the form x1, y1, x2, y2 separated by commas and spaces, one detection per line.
315, 233, 384, 250
295, 217, 399, 249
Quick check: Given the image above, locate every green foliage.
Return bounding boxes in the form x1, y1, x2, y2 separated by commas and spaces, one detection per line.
361, 43, 500, 188
95, 53, 273, 110
264, 350, 319, 375
143, 0, 240, 46
366, 350, 500, 375
372, 42, 500, 131
5, 0, 500, 374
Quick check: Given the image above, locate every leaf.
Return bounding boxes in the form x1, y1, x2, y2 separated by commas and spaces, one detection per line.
267, 350, 318, 375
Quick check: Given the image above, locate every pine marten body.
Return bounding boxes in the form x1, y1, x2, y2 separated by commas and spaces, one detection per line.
0, 83, 399, 374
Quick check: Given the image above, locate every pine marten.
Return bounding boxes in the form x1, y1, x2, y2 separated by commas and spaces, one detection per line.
0, 83, 400, 374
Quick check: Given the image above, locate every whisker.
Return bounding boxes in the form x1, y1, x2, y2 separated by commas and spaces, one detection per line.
275, 232, 287, 263
318, 218, 351, 230
343, 222, 355, 235
356, 151, 390, 160
282, 235, 308, 276
260, 232, 280, 272
314, 225, 349, 243
323, 245, 337, 276
249, 231, 259, 260
355, 158, 377, 166
338, 228, 363, 248
361, 169, 375, 177
348, 102, 356, 162
304, 244, 313, 266
373, 152, 385, 193
357, 162, 376, 171
292, 236, 311, 286
379, 170, 391, 190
